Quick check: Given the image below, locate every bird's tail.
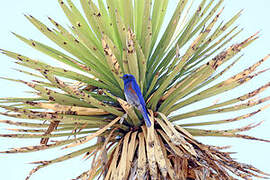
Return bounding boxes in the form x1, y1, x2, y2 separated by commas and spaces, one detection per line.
140, 106, 151, 127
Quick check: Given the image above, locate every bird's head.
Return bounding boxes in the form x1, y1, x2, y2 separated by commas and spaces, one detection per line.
120, 74, 135, 83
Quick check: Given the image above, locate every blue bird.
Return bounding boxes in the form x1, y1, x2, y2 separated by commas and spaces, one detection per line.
121, 74, 151, 127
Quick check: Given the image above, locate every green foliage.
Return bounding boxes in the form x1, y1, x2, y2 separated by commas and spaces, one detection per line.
0, 0, 269, 179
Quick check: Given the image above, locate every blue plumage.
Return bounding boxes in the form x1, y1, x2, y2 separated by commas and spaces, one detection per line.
121, 74, 151, 127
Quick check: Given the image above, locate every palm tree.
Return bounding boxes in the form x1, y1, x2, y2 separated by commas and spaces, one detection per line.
0, 0, 269, 179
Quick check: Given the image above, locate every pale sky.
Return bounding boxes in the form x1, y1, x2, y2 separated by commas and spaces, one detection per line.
0, 0, 270, 180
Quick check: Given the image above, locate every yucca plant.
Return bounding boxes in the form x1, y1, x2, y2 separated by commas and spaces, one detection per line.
0, 0, 269, 179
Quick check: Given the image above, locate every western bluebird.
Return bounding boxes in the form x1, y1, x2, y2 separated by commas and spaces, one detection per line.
121, 74, 151, 127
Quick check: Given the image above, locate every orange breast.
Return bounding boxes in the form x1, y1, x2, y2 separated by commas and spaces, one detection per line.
128, 83, 136, 94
